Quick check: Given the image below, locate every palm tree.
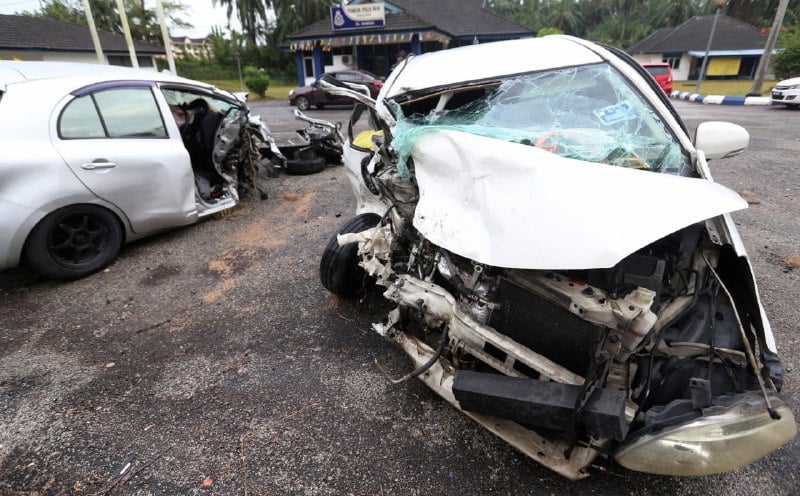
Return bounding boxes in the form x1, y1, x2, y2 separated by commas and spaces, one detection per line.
212, 0, 268, 48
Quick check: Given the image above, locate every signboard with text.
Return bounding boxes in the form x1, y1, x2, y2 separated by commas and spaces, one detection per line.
331, 2, 386, 31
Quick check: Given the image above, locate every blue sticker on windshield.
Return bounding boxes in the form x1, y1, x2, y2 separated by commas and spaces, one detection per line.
594, 102, 635, 125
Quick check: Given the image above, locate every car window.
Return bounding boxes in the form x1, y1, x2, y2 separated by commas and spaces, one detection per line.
59, 94, 106, 138
59, 87, 167, 139
391, 63, 689, 176
645, 66, 671, 76
160, 88, 236, 114
337, 73, 360, 82
348, 103, 382, 151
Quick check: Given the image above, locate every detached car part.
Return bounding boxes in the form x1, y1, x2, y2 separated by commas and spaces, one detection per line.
277, 109, 344, 175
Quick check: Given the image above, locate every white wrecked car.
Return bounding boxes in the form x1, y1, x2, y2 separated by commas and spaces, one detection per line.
318, 36, 796, 479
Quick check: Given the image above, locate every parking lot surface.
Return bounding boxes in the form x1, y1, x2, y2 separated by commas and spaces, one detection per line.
1, 100, 798, 495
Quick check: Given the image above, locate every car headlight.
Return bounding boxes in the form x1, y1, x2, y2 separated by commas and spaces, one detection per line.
789, 84, 800, 90
289, 89, 294, 96
615, 398, 796, 476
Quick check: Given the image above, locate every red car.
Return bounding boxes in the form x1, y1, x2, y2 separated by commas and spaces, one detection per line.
641, 62, 673, 95
289, 69, 383, 110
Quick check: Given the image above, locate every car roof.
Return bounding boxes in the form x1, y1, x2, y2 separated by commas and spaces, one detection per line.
0, 60, 211, 91
380, 36, 604, 99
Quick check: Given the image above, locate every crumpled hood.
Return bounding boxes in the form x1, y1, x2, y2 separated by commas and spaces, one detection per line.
410, 130, 747, 269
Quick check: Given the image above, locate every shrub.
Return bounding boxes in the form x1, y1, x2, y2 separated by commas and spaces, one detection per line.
243, 66, 269, 97
773, 27, 800, 81
537, 27, 564, 37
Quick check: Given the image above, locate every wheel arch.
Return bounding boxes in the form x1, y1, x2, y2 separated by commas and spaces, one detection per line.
21, 200, 131, 262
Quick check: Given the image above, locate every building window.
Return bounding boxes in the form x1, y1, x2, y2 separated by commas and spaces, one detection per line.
663, 56, 681, 70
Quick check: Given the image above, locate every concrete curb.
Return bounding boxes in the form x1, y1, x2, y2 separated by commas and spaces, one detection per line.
671, 91, 771, 106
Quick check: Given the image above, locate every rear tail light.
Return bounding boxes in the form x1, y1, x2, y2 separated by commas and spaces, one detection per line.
374, 81, 384, 88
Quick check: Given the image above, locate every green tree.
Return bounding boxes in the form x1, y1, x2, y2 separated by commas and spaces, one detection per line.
212, 0, 269, 49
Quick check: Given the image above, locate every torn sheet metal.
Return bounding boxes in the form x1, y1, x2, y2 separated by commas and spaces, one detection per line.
410, 130, 747, 270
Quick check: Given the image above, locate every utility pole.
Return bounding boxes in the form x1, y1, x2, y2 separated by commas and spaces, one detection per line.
748, 0, 790, 96
114, 0, 139, 68
81, 0, 105, 63
695, 0, 726, 94
155, 0, 176, 73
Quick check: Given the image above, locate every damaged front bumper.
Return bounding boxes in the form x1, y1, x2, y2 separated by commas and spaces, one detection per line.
346, 226, 795, 478
386, 327, 601, 480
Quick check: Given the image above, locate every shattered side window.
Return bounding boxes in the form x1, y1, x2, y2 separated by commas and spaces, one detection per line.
391, 63, 687, 177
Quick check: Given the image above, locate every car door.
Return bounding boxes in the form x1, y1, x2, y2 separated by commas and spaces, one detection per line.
51, 82, 197, 234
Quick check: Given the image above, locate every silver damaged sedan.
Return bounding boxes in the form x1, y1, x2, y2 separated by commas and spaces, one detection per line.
0, 61, 282, 279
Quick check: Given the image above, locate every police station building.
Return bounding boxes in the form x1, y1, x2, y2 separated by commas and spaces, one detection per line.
286, 0, 534, 86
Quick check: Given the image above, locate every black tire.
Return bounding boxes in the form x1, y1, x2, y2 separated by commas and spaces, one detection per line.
295, 96, 310, 111
25, 204, 123, 280
285, 148, 327, 175
320, 213, 381, 298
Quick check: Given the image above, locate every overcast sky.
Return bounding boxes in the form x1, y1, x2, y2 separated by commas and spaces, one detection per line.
0, 0, 239, 37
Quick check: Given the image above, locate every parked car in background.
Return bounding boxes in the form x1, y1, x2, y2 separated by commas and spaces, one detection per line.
641, 62, 673, 95
317, 35, 795, 479
0, 61, 282, 279
289, 69, 383, 110
771, 77, 800, 107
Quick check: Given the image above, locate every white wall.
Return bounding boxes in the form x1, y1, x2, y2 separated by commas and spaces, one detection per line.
632, 53, 691, 81
0, 50, 158, 70
42, 52, 106, 64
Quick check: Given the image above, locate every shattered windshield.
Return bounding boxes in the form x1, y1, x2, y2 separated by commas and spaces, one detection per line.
391, 63, 688, 177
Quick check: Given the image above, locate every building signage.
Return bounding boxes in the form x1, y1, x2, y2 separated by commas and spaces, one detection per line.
331, 2, 386, 31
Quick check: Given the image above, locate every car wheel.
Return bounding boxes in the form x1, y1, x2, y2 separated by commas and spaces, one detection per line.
285, 148, 327, 175
295, 96, 310, 111
320, 213, 381, 298
25, 205, 123, 280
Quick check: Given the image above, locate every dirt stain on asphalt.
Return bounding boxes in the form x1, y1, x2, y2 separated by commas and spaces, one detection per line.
203, 249, 257, 303
281, 191, 316, 217
202, 190, 316, 304
139, 263, 182, 286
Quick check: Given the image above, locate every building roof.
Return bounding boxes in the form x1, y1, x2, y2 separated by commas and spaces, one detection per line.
627, 15, 765, 54
0, 14, 165, 55
170, 36, 209, 44
288, 0, 533, 42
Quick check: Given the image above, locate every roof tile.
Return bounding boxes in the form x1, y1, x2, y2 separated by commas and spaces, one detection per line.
0, 15, 165, 55
627, 15, 765, 54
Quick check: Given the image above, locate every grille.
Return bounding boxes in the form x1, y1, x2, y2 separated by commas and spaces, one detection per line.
488, 276, 603, 376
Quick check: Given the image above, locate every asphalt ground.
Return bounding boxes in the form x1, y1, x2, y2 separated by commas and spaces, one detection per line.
0, 99, 798, 495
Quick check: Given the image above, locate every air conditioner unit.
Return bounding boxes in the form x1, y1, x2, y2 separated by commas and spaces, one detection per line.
341, 54, 354, 66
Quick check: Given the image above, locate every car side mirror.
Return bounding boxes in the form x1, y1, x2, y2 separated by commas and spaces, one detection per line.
694, 121, 749, 160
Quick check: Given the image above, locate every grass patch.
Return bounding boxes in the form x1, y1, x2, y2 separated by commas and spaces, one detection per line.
203, 79, 295, 101
673, 80, 776, 96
